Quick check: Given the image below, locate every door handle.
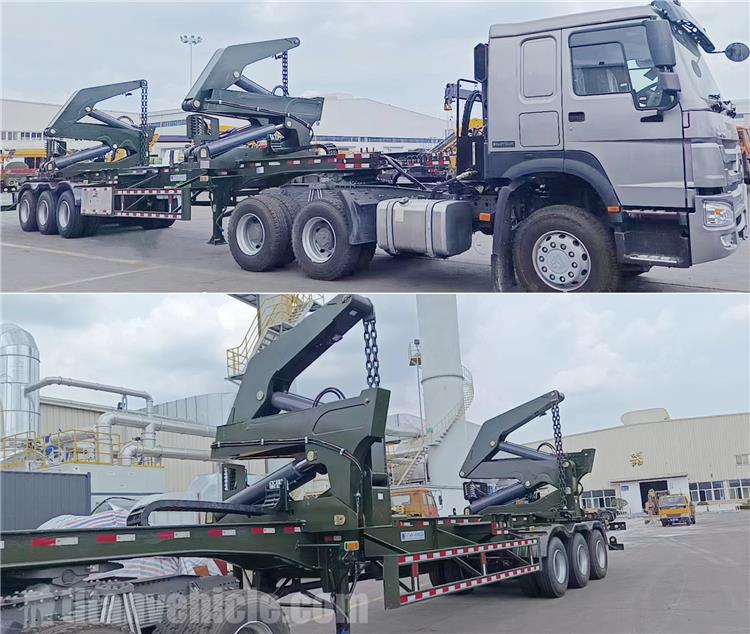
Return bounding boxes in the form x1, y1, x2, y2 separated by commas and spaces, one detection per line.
568, 112, 585, 122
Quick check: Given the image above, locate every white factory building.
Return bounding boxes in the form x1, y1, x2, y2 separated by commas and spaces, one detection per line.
1, 93, 450, 164
529, 408, 750, 514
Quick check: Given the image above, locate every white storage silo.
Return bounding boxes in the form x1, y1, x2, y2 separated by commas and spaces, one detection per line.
0, 323, 41, 437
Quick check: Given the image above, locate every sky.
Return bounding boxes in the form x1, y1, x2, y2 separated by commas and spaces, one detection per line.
1, 0, 748, 118
1, 293, 748, 444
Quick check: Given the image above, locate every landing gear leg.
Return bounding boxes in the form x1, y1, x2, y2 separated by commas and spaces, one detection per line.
208, 189, 228, 245
332, 578, 351, 634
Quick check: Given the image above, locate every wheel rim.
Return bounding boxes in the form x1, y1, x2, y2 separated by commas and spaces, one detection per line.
20, 198, 31, 223
236, 213, 265, 255
233, 621, 274, 634
38, 199, 49, 225
595, 539, 606, 568
302, 216, 336, 263
58, 200, 71, 229
532, 230, 591, 291
576, 542, 589, 577
552, 547, 567, 584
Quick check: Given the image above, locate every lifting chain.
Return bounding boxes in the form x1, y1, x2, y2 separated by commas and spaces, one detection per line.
552, 403, 568, 508
363, 319, 380, 388
140, 81, 149, 164
281, 51, 289, 96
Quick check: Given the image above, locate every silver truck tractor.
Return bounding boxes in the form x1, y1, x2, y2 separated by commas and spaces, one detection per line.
373, 0, 748, 291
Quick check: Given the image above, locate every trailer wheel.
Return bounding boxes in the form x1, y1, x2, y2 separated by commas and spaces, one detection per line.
56, 189, 93, 239
36, 190, 59, 235
141, 218, 176, 229
154, 588, 290, 634
427, 560, 474, 594
567, 533, 590, 588
292, 197, 362, 280
587, 529, 608, 580
18, 189, 38, 231
512, 205, 619, 292
259, 189, 300, 265
229, 196, 291, 272
534, 536, 568, 597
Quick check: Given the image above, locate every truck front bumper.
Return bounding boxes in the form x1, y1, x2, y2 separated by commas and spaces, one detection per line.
689, 183, 748, 265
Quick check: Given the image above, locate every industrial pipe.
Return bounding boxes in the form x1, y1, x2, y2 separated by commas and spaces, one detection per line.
25, 376, 154, 415
95, 411, 216, 438
120, 443, 215, 465
49, 144, 112, 170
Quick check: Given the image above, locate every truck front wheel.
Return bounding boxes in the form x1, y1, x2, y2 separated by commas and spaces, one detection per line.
292, 197, 363, 280
18, 189, 38, 231
229, 196, 291, 272
512, 205, 619, 292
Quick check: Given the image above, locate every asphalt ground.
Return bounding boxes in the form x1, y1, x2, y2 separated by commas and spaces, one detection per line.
288, 511, 750, 634
1, 207, 748, 293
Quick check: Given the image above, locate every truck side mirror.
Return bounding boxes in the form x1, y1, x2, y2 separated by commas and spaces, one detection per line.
657, 70, 681, 95
645, 19, 676, 68
724, 42, 750, 62
474, 43, 488, 83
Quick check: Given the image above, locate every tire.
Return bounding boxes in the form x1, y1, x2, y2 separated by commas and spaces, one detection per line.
259, 189, 301, 265
661, 520, 668, 527
512, 205, 619, 292
36, 190, 59, 235
56, 189, 93, 239
292, 196, 362, 280
587, 529, 608, 580
567, 533, 590, 589
534, 536, 568, 598
228, 196, 291, 272
518, 571, 541, 597
428, 560, 474, 594
691, 516, 696, 525
18, 189, 38, 231
140, 218, 175, 229
153, 588, 290, 634
355, 242, 376, 270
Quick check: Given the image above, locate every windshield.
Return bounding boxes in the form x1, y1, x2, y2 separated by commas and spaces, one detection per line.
672, 24, 722, 106
659, 495, 687, 509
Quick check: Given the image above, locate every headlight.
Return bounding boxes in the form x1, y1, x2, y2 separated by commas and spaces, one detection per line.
703, 201, 733, 227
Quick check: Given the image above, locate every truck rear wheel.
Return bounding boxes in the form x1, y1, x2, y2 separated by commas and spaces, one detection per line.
512, 205, 619, 292
36, 190, 59, 235
259, 189, 300, 265
154, 588, 290, 634
534, 536, 568, 597
18, 189, 38, 231
587, 529, 608, 580
292, 197, 362, 280
56, 189, 93, 239
567, 532, 590, 588
229, 196, 291, 272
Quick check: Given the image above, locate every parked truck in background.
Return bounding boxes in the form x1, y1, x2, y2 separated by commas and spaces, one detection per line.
10, 1, 749, 292
658, 493, 696, 526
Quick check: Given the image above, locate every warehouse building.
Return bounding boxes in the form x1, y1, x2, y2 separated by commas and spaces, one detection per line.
529, 408, 750, 514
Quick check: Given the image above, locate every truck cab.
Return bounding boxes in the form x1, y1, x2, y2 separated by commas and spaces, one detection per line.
658, 492, 696, 525
472, 0, 748, 290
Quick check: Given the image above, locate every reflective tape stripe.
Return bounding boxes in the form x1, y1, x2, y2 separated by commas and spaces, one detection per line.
250, 527, 276, 535
207, 529, 237, 537
31, 536, 79, 548
95, 534, 136, 544
399, 565, 540, 604
398, 539, 536, 564
158, 531, 191, 540
283, 526, 302, 534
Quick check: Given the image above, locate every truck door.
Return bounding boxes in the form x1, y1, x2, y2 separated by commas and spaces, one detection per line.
561, 22, 685, 209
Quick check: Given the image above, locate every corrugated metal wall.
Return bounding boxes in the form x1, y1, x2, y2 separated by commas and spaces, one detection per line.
1, 471, 90, 530
527, 412, 750, 489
